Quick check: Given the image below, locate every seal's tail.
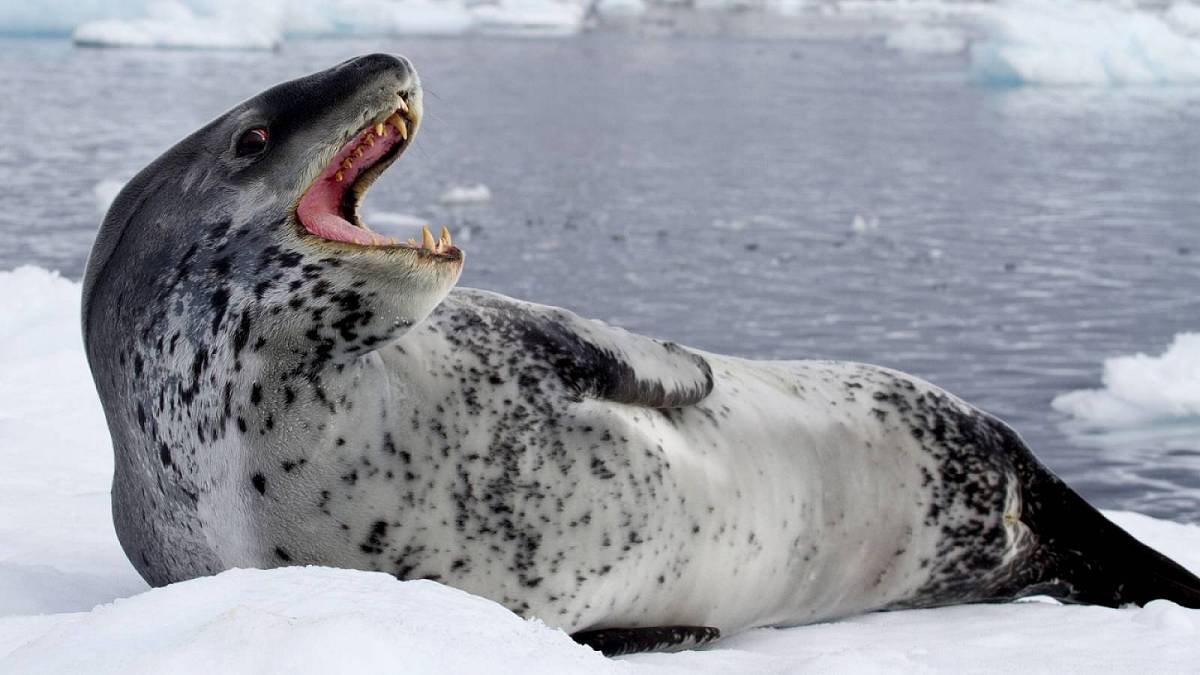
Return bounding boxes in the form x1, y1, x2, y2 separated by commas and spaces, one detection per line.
1014, 452, 1200, 609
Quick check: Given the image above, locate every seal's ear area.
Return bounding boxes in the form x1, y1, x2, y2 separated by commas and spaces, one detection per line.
456, 290, 714, 409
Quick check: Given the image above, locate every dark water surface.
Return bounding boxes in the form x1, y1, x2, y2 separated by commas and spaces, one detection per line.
2, 35, 1198, 521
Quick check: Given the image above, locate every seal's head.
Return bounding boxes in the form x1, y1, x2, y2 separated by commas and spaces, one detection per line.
84, 54, 462, 375
85, 56, 468, 583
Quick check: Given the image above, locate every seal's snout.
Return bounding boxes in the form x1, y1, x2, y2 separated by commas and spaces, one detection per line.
293, 54, 457, 263
342, 53, 415, 79
338, 53, 421, 99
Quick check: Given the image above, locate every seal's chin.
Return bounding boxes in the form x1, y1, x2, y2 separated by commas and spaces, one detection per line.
295, 101, 460, 261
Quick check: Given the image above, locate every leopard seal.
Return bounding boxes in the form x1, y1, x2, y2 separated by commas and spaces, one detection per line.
83, 53, 1200, 656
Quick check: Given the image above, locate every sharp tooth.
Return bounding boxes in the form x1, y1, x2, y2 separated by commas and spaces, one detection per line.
342, 159, 353, 169
421, 225, 436, 250
387, 113, 408, 140
375, 123, 386, 136
398, 98, 409, 114
407, 238, 418, 247
354, 147, 364, 158
365, 135, 375, 147
335, 171, 344, 182
440, 226, 452, 247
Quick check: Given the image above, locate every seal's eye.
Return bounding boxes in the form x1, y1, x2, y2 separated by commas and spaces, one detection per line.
235, 128, 269, 157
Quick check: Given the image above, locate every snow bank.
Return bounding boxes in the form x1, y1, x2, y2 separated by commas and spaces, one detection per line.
1053, 333, 1200, 429
970, 0, 1200, 85
0, 268, 147, 617
0, 568, 611, 674
0, 265, 1197, 672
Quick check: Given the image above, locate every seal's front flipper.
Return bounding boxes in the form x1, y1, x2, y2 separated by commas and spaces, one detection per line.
571, 625, 720, 656
454, 289, 714, 408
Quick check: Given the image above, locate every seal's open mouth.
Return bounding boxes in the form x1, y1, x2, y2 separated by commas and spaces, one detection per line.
296, 99, 459, 259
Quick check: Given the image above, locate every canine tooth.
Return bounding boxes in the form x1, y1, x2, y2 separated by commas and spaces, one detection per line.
398, 98, 409, 114
387, 113, 408, 140
375, 123, 386, 136
335, 171, 344, 182
342, 159, 353, 169
440, 226, 452, 247
421, 225, 436, 250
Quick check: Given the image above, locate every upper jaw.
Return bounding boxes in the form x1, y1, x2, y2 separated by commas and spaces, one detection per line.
293, 90, 460, 261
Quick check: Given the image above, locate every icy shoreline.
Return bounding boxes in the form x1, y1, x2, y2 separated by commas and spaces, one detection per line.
0, 265, 1197, 672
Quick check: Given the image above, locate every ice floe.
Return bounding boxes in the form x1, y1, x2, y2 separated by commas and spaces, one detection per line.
1053, 332, 1200, 429
440, 183, 493, 204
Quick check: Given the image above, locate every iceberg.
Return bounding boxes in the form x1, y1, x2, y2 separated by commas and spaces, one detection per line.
65, 0, 585, 48
471, 0, 587, 36
72, 1, 282, 50
970, 0, 1200, 85
285, 0, 475, 37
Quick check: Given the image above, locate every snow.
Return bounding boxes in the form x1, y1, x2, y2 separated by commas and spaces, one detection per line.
0, 268, 147, 619
440, 183, 493, 204
0, 265, 1198, 671
969, 0, 1200, 85
0, 569, 612, 674
1053, 332, 1200, 430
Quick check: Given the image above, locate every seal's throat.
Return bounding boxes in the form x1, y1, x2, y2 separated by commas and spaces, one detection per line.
296, 102, 456, 257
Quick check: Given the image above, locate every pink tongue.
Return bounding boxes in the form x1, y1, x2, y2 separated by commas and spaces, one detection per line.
304, 212, 391, 246
297, 177, 391, 246
296, 116, 406, 246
